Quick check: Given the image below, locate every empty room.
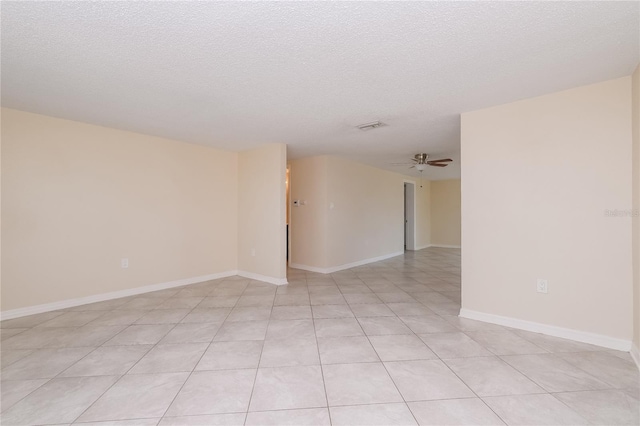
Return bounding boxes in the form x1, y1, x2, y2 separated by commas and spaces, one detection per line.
1, 2, 639, 426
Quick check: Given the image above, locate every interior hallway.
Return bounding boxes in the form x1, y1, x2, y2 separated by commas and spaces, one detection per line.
1, 248, 638, 425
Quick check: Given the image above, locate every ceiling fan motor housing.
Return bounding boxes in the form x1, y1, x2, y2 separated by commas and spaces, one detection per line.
414, 153, 429, 163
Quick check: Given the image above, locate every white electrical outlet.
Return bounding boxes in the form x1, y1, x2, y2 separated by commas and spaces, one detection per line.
121, 258, 129, 269
251, 248, 256, 257
537, 279, 548, 294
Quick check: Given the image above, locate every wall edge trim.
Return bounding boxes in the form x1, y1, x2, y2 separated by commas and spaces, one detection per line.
631, 343, 640, 372
415, 244, 432, 250
429, 244, 461, 249
459, 308, 632, 351
290, 251, 404, 274
0, 270, 239, 321
237, 270, 288, 286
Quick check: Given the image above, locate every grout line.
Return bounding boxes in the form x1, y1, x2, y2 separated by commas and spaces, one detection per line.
157, 282, 237, 424
69, 317, 190, 422
69, 281, 226, 424
309, 276, 333, 426
242, 291, 274, 425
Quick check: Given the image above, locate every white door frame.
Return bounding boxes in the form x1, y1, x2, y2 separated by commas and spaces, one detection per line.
403, 180, 416, 251
286, 165, 291, 264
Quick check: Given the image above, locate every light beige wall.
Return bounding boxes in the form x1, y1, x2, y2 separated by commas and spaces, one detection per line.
289, 156, 329, 269
237, 143, 287, 280
633, 65, 640, 352
325, 156, 404, 267
461, 77, 633, 340
430, 179, 461, 247
1, 108, 238, 311
289, 155, 431, 270
0, 110, 3, 310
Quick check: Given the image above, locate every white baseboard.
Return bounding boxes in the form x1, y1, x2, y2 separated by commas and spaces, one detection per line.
0, 270, 239, 321
288, 263, 327, 274
631, 343, 640, 372
290, 251, 404, 274
413, 244, 461, 250
1, 269, 292, 320
459, 308, 632, 352
237, 270, 288, 286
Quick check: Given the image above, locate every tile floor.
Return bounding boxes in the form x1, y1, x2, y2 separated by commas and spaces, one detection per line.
1, 248, 639, 425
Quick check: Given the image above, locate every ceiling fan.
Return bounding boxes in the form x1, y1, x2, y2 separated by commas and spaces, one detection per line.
392, 153, 453, 172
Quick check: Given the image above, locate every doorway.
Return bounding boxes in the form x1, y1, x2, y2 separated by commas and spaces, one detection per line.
404, 181, 416, 251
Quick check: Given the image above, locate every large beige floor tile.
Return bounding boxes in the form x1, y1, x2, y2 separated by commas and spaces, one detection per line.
385, 359, 474, 401
166, 370, 255, 416
78, 373, 188, 422
2, 376, 117, 425
1, 347, 94, 380
445, 356, 544, 397
554, 389, 640, 425
60, 345, 152, 377
483, 394, 587, 425
556, 351, 640, 389
159, 322, 220, 344
501, 353, 610, 392
318, 336, 379, 364
314, 318, 363, 338
159, 413, 245, 425
103, 324, 174, 346
369, 334, 437, 361
128, 343, 208, 374
213, 320, 269, 341
245, 408, 329, 425
330, 403, 417, 426
0, 379, 48, 412
196, 340, 263, 370
408, 399, 505, 425
323, 362, 403, 406
418, 332, 492, 358
260, 337, 319, 367
249, 366, 326, 411
266, 319, 315, 340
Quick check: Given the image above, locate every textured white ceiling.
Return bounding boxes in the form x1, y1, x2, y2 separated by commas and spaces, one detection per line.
2, 2, 639, 179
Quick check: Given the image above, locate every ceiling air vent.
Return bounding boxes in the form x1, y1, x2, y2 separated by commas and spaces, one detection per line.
356, 121, 386, 131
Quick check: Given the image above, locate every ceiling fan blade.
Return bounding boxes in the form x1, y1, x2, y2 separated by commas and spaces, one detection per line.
428, 163, 448, 167
409, 165, 415, 169
427, 158, 453, 163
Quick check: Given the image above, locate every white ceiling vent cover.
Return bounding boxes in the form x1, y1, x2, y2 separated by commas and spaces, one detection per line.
357, 121, 386, 131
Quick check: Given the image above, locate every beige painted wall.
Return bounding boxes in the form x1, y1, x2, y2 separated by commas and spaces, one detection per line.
325, 156, 404, 267
461, 77, 633, 340
238, 143, 287, 280
633, 65, 640, 352
289, 155, 430, 270
2, 108, 239, 311
430, 179, 461, 247
289, 156, 329, 269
